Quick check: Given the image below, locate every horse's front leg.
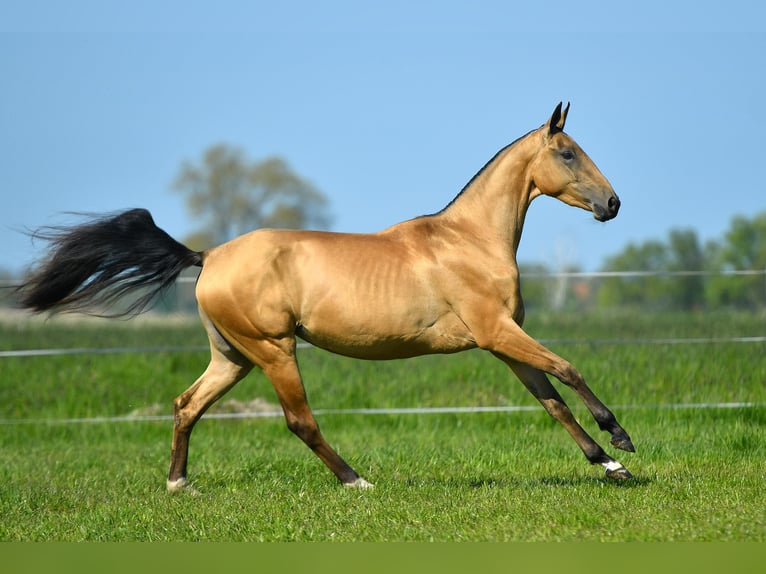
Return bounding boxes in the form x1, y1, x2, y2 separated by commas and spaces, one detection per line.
536, 350, 635, 455
476, 316, 634, 451
466, 308, 634, 477
499, 356, 632, 480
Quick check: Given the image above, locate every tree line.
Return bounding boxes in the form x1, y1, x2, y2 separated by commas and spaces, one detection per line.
520, 212, 766, 311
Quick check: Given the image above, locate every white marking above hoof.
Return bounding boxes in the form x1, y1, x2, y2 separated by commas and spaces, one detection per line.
167, 477, 187, 493
167, 477, 199, 495
344, 477, 375, 489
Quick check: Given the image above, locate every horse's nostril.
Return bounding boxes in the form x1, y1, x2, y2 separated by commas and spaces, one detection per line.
608, 196, 620, 213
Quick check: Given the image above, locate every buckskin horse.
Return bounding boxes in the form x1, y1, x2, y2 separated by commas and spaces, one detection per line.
16, 103, 634, 491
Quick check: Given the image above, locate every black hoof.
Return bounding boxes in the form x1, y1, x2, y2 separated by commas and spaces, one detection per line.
605, 466, 633, 481
611, 431, 635, 453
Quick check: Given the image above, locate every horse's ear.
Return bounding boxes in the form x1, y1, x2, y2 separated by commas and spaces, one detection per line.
547, 102, 570, 135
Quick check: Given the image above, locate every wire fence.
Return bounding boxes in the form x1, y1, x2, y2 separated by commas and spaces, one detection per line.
1, 401, 763, 427
518, 269, 766, 278
1, 269, 765, 360
2, 268, 765, 285
1, 270, 764, 426
2, 336, 766, 360
182, 268, 765, 314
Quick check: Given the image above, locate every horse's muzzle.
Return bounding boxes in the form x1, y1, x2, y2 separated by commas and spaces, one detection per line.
593, 195, 621, 221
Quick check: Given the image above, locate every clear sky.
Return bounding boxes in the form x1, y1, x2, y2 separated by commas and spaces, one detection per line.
2, 1, 764, 274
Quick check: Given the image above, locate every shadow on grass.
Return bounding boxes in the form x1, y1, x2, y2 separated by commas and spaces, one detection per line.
403, 474, 653, 490
533, 475, 653, 489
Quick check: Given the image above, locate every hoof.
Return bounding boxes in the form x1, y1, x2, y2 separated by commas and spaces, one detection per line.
343, 477, 375, 489
605, 466, 633, 481
610, 431, 635, 453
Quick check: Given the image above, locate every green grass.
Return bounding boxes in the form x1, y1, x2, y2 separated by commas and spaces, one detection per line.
0, 310, 764, 541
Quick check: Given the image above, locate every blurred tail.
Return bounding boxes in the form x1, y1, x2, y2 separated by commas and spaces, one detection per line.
16, 208, 203, 317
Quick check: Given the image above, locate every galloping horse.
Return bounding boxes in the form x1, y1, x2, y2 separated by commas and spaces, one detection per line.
17, 103, 634, 491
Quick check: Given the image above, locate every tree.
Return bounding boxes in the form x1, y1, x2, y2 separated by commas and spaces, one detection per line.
173, 144, 332, 249
597, 239, 670, 308
517, 262, 551, 311
517, 262, 589, 312
597, 228, 706, 310
706, 212, 766, 308
666, 229, 706, 310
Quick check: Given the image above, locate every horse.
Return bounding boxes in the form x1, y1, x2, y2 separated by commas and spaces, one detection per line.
16, 102, 634, 492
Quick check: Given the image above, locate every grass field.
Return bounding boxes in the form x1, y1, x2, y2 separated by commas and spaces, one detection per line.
0, 309, 764, 541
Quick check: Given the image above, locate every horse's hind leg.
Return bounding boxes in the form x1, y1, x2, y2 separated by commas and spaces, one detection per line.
258, 348, 372, 488
167, 315, 253, 492
224, 331, 371, 487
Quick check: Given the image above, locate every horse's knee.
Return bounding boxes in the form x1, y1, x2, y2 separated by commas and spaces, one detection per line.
554, 362, 584, 388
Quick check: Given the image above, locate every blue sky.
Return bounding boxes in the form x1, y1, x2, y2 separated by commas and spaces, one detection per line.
2, 1, 764, 273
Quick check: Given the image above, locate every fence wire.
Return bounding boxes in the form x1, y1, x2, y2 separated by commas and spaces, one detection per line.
1, 269, 763, 426
1, 269, 764, 359
1, 401, 763, 427
1, 336, 765, 360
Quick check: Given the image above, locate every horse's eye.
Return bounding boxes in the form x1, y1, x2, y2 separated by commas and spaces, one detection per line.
561, 149, 575, 161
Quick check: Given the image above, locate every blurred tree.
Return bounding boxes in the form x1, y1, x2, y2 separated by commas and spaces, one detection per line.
0, 267, 16, 309
173, 144, 332, 249
597, 228, 705, 309
597, 239, 670, 308
666, 229, 706, 309
598, 217, 766, 310
705, 212, 766, 308
518, 262, 550, 311
518, 262, 586, 311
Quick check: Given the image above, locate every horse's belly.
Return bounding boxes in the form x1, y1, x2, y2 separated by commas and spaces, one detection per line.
296, 311, 475, 360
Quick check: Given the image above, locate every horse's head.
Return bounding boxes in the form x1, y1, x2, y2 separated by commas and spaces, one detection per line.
529, 103, 620, 222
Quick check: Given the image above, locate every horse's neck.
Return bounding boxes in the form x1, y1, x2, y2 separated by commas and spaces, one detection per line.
439, 132, 539, 255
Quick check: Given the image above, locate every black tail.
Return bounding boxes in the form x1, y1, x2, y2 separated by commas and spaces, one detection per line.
16, 208, 203, 318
